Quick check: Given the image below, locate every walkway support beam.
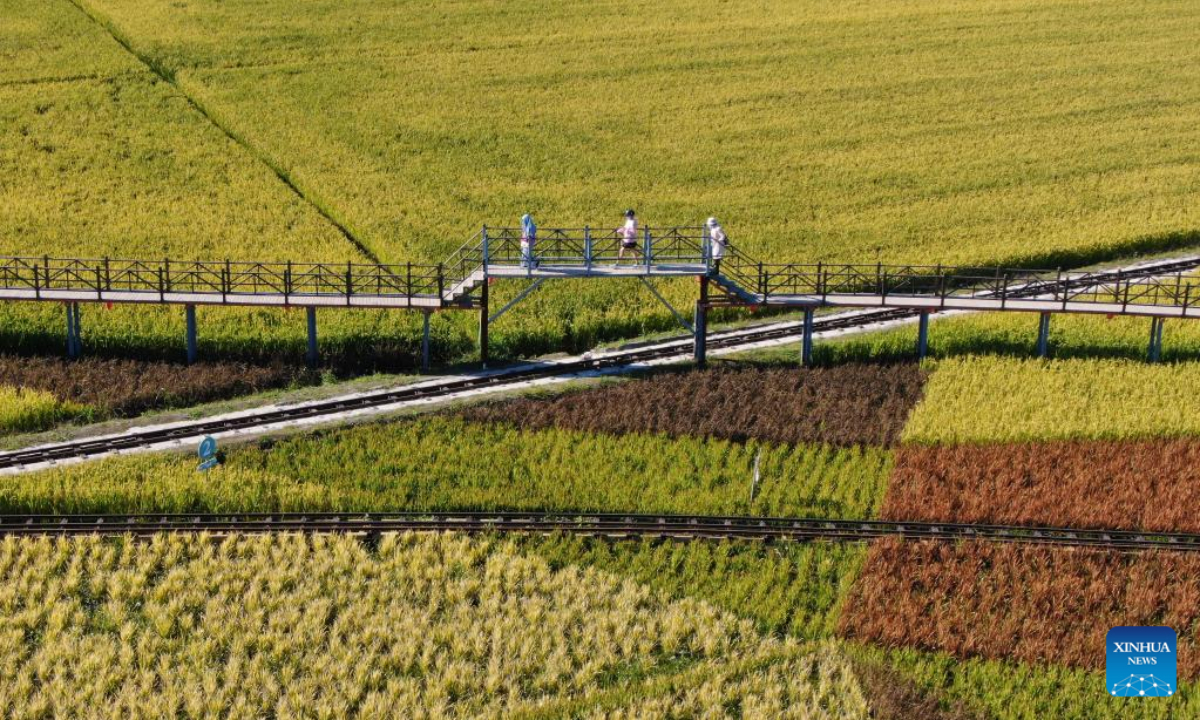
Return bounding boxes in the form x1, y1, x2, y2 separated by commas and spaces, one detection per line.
479, 279, 489, 366
639, 277, 693, 334
185, 304, 197, 365
801, 308, 815, 367
306, 307, 318, 369
1149, 317, 1165, 363
916, 311, 930, 360
694, 277, 709, 367
1037, 312, 1051, 358
421, 310, 432, 373
65, 302, 81, 359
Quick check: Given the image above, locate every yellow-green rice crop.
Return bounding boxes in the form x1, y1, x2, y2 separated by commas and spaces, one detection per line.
902, 356, 1200, 444
0, 386, 89, 434
0, 532, 869, 718
2, 416, 893, 517
6, 0, 1200, 368
1, 0, 138, 83
0, 73, 351, 261
73, 0, 1200, 268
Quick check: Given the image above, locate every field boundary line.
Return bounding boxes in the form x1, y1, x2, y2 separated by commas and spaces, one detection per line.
61, 0, 383, 264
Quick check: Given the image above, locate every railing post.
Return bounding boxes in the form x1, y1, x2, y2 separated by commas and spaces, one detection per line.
481, 225, 490, 277
284, 260, 292, 303
644, 227, 652, 270
185, 304, 198, 365
345, 261, 353, 306
1000, 272, 1009, 309
158, 266, 165, 302
407, 262, 413, 300
758, 262, 766, 300
163, 257, 171, 293
584, 226, 593, 272
223, 259, 231, 300
1037, 312, 1051, 358
33, 264, 41, 299
437, 263, 444, 300
815, 262, 823, 297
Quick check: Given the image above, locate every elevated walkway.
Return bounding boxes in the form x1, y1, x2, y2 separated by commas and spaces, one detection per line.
3, 224, 1198, 366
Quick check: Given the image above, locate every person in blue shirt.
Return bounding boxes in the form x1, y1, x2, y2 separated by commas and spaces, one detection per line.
520, 213, 538, 269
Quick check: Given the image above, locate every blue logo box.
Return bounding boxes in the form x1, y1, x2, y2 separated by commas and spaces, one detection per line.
1107, 626, 1177, 697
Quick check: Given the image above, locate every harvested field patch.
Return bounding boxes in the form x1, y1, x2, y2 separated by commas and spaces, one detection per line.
882, 439, 1200, 534
460, 364, 928, 447
0, 354, 308, 420
839, 539, 1200, 679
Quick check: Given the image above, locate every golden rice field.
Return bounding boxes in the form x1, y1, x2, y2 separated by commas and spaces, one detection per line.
4, 0, 1200, 363
0, 532, 868, 718
0, 386, 89, 434
902, 355, 1200, 444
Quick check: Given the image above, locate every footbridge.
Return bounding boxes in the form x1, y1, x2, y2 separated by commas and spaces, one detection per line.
3, 224, 1198, 366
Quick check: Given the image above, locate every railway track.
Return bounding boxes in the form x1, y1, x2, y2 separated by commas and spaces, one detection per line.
2, 254, 1197, 472
1, 511, 1197, 551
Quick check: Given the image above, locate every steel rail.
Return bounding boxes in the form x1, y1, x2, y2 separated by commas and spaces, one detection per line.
2, 256, 1197, 472
1, 512, 1197, 551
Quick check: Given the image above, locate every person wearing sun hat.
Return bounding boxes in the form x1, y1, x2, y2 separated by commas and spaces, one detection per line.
706, 216, 727, 275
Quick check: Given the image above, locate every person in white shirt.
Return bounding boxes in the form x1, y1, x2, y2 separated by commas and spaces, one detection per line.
707, 217, 727, 275
616, 209, 640, 265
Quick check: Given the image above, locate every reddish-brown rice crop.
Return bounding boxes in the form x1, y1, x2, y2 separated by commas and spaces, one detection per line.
851, 658, 983, 720
460, 363, 928, 447
0, 355, 308, 418
839, 539, 1200, 678
882, 439, 1200, 534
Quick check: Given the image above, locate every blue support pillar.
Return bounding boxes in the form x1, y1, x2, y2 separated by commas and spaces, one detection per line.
1036, 312, 1051, 358
421, 310, 432, 373
479, 279, 489, 367
916, 311, 930, 360
185, 304, 197, 364
693, 278, 708, 368
306, 307, 318, 368
65, 303, 80, 359
1149, 317, 1165, 363
801, 308, 815, 367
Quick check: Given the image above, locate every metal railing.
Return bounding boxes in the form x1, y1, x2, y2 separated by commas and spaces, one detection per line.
2, 227, 1198, 315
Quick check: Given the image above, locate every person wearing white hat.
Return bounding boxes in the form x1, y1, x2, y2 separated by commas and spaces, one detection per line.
706, 217, 727, 275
